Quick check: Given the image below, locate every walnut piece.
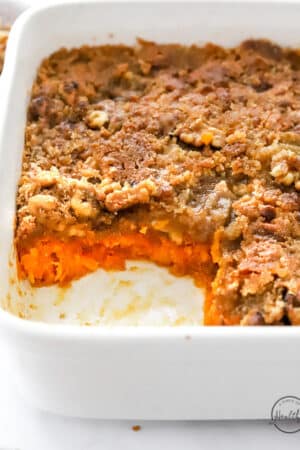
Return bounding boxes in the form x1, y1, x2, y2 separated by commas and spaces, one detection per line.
86, 110, 109, 129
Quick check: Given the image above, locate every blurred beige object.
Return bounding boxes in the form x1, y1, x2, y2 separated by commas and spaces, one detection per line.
0, 1, 28, 72
0, 1, 27, 25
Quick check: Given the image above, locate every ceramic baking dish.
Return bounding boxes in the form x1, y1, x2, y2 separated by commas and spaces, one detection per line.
0, 0, 300, 420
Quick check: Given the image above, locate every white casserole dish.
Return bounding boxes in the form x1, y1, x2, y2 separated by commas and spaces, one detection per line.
0, 0, 300, 419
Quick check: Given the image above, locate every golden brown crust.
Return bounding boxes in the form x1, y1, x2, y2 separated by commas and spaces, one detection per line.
16, 39, 300, 325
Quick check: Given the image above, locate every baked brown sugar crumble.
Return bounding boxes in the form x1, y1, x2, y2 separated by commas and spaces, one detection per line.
15, 39, 300, 325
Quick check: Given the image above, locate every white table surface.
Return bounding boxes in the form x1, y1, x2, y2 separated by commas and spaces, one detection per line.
1, 0, 300, 448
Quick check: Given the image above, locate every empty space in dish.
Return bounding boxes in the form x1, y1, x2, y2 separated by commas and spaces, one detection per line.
6, 259, 205, 325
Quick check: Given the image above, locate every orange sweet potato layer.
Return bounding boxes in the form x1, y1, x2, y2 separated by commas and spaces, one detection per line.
17, 231, 217, 323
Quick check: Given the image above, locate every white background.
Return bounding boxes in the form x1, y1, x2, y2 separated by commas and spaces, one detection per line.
1, 0, 300, 448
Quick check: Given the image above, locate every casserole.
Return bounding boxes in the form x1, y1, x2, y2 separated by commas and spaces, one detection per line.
0, 0, 300, 419
15, 37, 300, 326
